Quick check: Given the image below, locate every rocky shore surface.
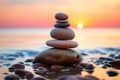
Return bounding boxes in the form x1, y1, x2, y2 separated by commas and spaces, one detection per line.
0, 47, 120, 80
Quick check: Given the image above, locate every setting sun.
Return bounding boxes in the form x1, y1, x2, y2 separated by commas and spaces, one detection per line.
77, 23, 84, 29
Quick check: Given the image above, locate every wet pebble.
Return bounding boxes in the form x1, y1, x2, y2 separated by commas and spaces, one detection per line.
102, 63, 112, 68
84, 75, 100, 80
25, 73, 34, 80
32, 63, 47, 69
32, 77, 46, 80
114, 55, 120, 59
99, 57, 114, 61
15, 69, 34, 79
81, 53, 88, 56
4, 74, 20, 80
3, 72, 9, 75
109, 59, 120, 69
35, 67, 48, 75
86, 70, 94, 74
9, 63, 25, 72
25, 59, 33, 62
85, 64, 95, 70
107, 70, 119, 77
109, 54, 115, 57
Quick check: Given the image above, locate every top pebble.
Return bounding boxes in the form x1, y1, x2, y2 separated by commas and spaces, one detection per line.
55, 13, 68, 20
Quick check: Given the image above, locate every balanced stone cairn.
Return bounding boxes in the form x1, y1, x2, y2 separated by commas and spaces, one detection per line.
33, 13, 82, 67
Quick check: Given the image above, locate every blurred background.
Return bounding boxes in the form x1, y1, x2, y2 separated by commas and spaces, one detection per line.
0, 0, 120, 49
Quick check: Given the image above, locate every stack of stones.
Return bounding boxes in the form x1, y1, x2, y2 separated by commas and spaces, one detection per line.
33, 13, 82, 67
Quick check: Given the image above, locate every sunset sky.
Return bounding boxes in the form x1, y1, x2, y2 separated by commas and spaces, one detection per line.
0, 0, 120, 28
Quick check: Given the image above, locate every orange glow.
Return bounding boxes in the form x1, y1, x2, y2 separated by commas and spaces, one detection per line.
0, 0, 120, 28
77, 23, 84, 29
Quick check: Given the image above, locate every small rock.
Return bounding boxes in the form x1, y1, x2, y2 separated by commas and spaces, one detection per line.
86, 70, 94, 74
25, 59, 33, 62
114, 55, 120, 59
35, 67, 48, 75
56, 20, 68, 23
109, 54, 115, 57
109, 59, 120, 69
9, 63, 25, 72
3, 73, 9, 75
55, 13, 68, 20
102, 63, 112, 68
15, 69, 33, 79
107, 70, 119, 77
25, 73, 34, 80
99, 57, 114, 61
85, 64, 95, 70
54, 23, 70, 28
50, 28, 75, 40
46, 40, 78, 48
4, 74, 20, 80
84, 75, 100, 80
32, 77, 46, 80
8, 67, 16, 72
32, 63, 47, 69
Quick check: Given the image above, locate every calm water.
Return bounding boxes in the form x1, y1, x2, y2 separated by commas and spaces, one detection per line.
0, 28, 120, 49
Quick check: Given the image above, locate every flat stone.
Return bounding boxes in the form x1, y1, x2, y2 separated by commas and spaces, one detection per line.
54, 23, 70, 28
55, 13, 68, 20
33, 48, 82, 66
56, 20, 68, 23
46, 40, 78, 48
107, 70, 119, 77
50, 28, 75, 40
4, 74, 20, 80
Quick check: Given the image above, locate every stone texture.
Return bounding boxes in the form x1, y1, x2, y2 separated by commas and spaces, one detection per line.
54, 23, 70, 28
4, 74, 20, 80
55, 13, 68, 20
46, 40, 78, 48
33, 48, 82, 66
50, 28, 75, 40
56, 20, 68, 23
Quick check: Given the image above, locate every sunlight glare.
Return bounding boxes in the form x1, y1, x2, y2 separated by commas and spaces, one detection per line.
77, 23, 84, 29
